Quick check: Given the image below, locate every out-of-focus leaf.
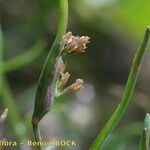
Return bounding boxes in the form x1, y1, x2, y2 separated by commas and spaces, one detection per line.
75, 0, 150, 41
1, 78, 26, 138
140, 113, 150, 150
112, 0, 150, 39
0, 25, 4, 91
3, 40, 46, 73
104, 122, 143, 150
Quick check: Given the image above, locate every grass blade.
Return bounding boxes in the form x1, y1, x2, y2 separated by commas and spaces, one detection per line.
90, 27, 150, 150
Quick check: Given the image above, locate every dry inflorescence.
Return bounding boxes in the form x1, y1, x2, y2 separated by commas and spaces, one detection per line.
62, 32, 90, 53
55, 32, 90, 96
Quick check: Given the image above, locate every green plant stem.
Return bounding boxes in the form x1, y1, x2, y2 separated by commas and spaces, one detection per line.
32, 0, 68, 149
33, 125, 42, 150
140, 129, 147, 150
90, 27, 150, 150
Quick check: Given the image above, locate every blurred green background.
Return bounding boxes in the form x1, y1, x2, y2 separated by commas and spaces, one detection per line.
0, 0, 150, 149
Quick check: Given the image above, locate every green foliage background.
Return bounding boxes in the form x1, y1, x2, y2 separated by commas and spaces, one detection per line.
0, 0, 150, 149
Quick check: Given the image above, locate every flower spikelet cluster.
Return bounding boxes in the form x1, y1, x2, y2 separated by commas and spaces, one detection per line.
55, 32, 90, 96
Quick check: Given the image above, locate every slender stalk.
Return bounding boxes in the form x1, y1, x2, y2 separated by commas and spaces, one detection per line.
139, 129, 147, 150
32, 0, 68, 149
33, 125, 42, 150
90, 27, 150, 150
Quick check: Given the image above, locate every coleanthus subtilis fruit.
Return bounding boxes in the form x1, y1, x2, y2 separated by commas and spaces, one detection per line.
32, 32, 90, 126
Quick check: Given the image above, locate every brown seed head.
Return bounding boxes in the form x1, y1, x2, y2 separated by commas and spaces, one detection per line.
55, 57, 65, 73
62, 32, 90, 53
69, 79, 84, 93
62, 32, 72, 43
59, 72, 70, 87
0, 108, 8, 123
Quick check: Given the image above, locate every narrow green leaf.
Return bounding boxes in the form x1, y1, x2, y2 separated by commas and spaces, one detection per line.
90, 27, 150, 150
